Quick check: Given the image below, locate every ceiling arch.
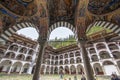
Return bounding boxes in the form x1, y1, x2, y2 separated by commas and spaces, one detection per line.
47, 21, 77, 40
0, 22, 37, 43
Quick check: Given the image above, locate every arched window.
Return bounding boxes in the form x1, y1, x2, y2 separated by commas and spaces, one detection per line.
112, 51, 120, 59
89, 48, 96, 54
99, 51, 110, 59
26, 56, 32, 62
4, 52, 15, 59
64, 54, 68, 58
108, 44, 119, 50
91, 55, 99, 62
9, 45, 18, 51
19, 47, 27, 54
70, 58, 74, 64
16, 54, 25, 60
28, 49, 34, 55
75, 51, 80, 56
96, 43, 106, 50
70, 53, 74, 57
76, 57, 81, 63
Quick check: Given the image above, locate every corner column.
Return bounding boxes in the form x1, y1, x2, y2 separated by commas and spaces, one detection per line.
32, 39, 46, 80
78, 38, 95, 80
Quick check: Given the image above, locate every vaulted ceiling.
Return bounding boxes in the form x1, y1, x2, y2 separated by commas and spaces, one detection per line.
0, 0, 120, 38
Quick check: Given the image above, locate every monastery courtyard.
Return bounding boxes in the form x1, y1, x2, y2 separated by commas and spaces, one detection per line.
0, 74, 111, 80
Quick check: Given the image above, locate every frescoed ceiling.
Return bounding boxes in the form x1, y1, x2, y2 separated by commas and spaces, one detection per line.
88, 0, 120, 15
0, 0, 37, 16
0, 0, 119, 38
47, 0, 78, 25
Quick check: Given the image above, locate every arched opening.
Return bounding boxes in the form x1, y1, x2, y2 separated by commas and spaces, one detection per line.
48, 26, 76, 49
19, 47, 27, 54
75, 51, 80, 56
103, 61, 119, 75
55, 56, 58, 60
96, 43, 106, 50
65, 59, 69, 64
112, 51, 120, 59
76, 57, 81, 63
70, 58, 75, 64
9, 45, 18, 51
16, 54, 25, 60
52, 56, 54, 60
55, 61, 58, 65
54, 67, 58, 74
59, 60, 63, 65
26, 56, 32, 62
47, 60, 50, 65
0, 60, 12, 73
4, 52, 15, 59
70, 65, 76, 74
77, 64, 84, 74
48, 54, 51, 59
12, 62, 22, 73
46, 66, 50, 74
17, 27, 39, 41
108, 44, 119, 51
60, 55, 63, 59
59, 66, 64, 74
99, 51, 111, 59
91, 55, 99, 62
28, 49, 34, 55
70, 53, 74, 57
89, 48, 96, 54
51, 61, 54, 65
65, 66, 69, 74
64, 54, 68, 58
93, 63, 104, 75
22, 63, 30, 74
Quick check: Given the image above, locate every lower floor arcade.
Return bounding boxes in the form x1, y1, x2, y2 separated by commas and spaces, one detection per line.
0, 59, 120, 76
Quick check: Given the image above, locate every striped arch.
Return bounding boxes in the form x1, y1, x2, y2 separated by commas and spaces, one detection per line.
0, 22, 37, 43
86, 21, 120, 35
47, 21, 77, 40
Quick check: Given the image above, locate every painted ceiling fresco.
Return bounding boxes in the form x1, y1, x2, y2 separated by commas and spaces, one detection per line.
0, 0, 119, 38
0, 0, 37, 16
88, 0, 120, 15
48, 0, 78, 25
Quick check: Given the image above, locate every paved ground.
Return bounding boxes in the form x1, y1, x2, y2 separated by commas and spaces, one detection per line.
0, 74, 111, 80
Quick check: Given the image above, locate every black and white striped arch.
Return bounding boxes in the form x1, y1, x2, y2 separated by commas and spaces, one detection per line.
86, 21, 120, 35
0, 22, 36, 43
47, 21, 77, 40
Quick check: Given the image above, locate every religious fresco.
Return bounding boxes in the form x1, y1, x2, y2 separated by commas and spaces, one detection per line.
39, 3, 47, 18
0, 8, 16, 33
37, 0, 49, 40
78, 0, 86, 17
0, 0, 37, 16
48, 0, 78, 25
88, 0, 120, 15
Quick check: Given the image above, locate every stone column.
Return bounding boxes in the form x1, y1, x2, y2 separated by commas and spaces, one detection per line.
32, 40, 46, 80
19, 66, 24, 74
27, 66, 33, 74
78, 39, 95, 80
